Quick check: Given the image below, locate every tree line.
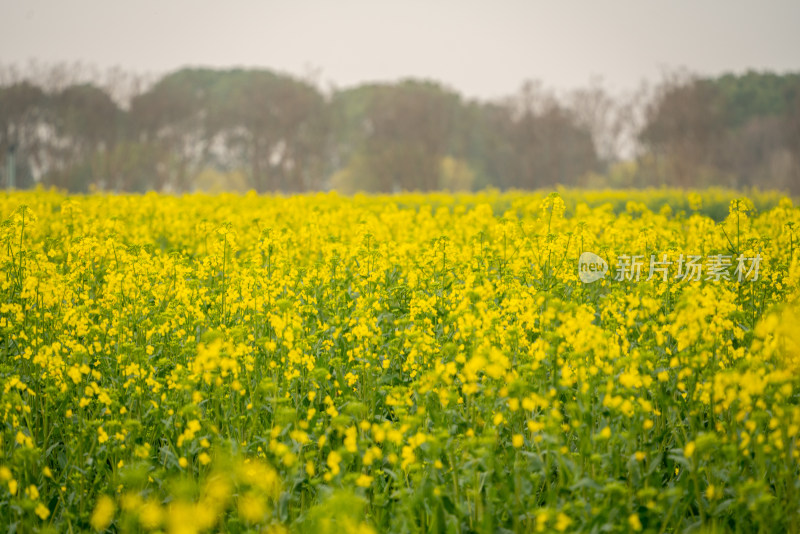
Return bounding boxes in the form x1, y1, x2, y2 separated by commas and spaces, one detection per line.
1, 65, 798, 194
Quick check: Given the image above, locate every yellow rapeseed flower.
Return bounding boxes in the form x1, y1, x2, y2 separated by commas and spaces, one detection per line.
90, 495, 116, 531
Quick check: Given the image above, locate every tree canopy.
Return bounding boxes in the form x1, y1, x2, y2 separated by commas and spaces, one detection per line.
0, 67, 797, 194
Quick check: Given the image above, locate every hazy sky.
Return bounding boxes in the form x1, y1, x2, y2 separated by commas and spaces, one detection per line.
2, 0, 799, 100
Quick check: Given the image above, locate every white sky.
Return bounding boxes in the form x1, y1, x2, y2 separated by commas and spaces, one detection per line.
1, 0, 799, 100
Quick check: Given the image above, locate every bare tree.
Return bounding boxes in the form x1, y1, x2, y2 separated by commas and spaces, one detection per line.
639, 70, 726, 188
568, 77, 629, 166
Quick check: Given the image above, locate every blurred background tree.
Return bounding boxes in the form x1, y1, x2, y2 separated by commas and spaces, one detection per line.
0, 63, 797, 195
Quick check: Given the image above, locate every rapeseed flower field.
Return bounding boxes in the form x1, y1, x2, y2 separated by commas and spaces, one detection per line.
1, 189, 798, 533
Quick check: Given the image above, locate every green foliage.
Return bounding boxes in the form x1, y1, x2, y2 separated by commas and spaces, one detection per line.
713, 71, 800, 128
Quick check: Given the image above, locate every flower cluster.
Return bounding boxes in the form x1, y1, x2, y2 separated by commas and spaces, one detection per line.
0, 189, 798, 533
